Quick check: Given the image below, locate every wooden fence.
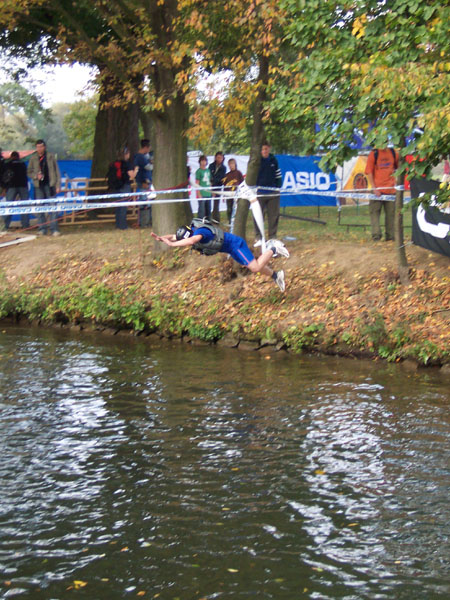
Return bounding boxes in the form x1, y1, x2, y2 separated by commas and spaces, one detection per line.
60, 177, 140, 226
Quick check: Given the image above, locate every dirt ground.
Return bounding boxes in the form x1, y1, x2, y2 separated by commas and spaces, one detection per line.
1, 225, 449, 284
1, 224, 449, 367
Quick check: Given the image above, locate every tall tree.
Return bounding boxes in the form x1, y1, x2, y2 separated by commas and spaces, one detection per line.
1, 0, 296, 239
0, 0, 202, 235
63, 97, 98, 159
0, 82, 51, 148
275, 0, 450, 281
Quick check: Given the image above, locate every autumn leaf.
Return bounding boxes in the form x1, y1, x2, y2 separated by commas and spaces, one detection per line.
73, 580, 88, 589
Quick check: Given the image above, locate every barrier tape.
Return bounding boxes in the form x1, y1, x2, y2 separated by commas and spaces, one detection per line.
0, 197, 193, 216
0, 184, 400, 216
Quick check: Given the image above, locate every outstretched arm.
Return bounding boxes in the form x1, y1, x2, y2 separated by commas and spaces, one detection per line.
151, 232, 176, 242
151, 232, 203, 247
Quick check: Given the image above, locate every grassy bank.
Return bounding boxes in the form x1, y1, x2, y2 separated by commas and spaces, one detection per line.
1, 204, 449, 368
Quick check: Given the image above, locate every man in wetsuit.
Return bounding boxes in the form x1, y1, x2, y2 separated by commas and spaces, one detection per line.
151, 220, 289, 292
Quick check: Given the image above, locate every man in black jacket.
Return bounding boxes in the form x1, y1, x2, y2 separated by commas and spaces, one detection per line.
2, 151, 30, 231
209, 151, 226, 222
253, 142, 282, 247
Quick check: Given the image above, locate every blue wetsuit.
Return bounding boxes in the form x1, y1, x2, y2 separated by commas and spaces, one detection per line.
194, 226, 255, 266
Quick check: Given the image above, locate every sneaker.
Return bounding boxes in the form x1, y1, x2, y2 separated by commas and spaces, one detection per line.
253, 239, 262, 248
267, 239, 290, 258
52, 231, 61, 237
274, 270, 285, 292
37, 230, 47, 236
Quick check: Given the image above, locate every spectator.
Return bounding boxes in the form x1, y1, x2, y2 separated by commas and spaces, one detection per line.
0, 149, 7, 233
27, 139, 62, 236
0, 148, 5, 194
1, 151, 30, 232
209, 151, 226, 221
134, 138, 153, 227
107, 147, 136, 230
365, 147, 398, 241
195, 155, 212, 219
254, 142, 282, 247
222, 158, 244, 224
442, 157, 450, 184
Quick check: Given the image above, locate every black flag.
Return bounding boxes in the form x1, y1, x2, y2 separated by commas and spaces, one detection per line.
410, 178, 450, 258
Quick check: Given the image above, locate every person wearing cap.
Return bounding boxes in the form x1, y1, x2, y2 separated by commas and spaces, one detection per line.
151, 220, 289, 292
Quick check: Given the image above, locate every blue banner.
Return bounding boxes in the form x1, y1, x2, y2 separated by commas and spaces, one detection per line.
59, 160, 93, 198
277, 155, 337, 206
59, 160, 92, 182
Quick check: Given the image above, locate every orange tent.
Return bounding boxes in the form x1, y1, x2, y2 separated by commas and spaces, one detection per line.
1, 150, 36, 160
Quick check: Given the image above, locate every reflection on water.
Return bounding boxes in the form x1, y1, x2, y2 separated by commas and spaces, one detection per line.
0, 326, 449, 599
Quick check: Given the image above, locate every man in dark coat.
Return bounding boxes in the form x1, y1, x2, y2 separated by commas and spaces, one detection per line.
253, 142, 282, 246
209, 151, 226, 222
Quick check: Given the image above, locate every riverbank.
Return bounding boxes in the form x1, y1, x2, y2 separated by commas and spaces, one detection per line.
1, 210, 449, 369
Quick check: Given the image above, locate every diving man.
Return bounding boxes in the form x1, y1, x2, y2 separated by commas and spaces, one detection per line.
151, 219, 289, 291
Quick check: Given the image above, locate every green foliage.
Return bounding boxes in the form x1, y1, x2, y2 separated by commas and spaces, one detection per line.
0, 282, 148, 331
282, 323, 325, 353
146, 297, 186, 337
0, 287, 15, 319
184, 319, 224, 342
359, 311, 388, 349
35, 102, 73, 159
377, 323, 413, 362
63, 97, 97, 159
277, 0, 450, 184
0, 81, 51, 148
412, 340, 443, 366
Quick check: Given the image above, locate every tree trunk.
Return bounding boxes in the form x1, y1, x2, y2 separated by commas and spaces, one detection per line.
139, 106, 154, 142
152, 89, 190, 245
90, 73, 140, 181
395, 154, 409, 285
234, 54, 269, 240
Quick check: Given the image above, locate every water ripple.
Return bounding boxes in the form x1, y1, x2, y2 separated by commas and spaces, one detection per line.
0, 328, 449, 599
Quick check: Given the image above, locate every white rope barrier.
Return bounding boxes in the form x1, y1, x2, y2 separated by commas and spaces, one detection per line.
0, 183, 401, 217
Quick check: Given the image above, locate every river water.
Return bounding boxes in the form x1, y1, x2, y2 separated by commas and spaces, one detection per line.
0, 326, 449, 599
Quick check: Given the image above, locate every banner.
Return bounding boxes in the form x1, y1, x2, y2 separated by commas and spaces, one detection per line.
187, 154, 337, 210
277, 155, 337, 206
59, 160, 93, 198
410, 178, 450, 258
60, 156, 337, 208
